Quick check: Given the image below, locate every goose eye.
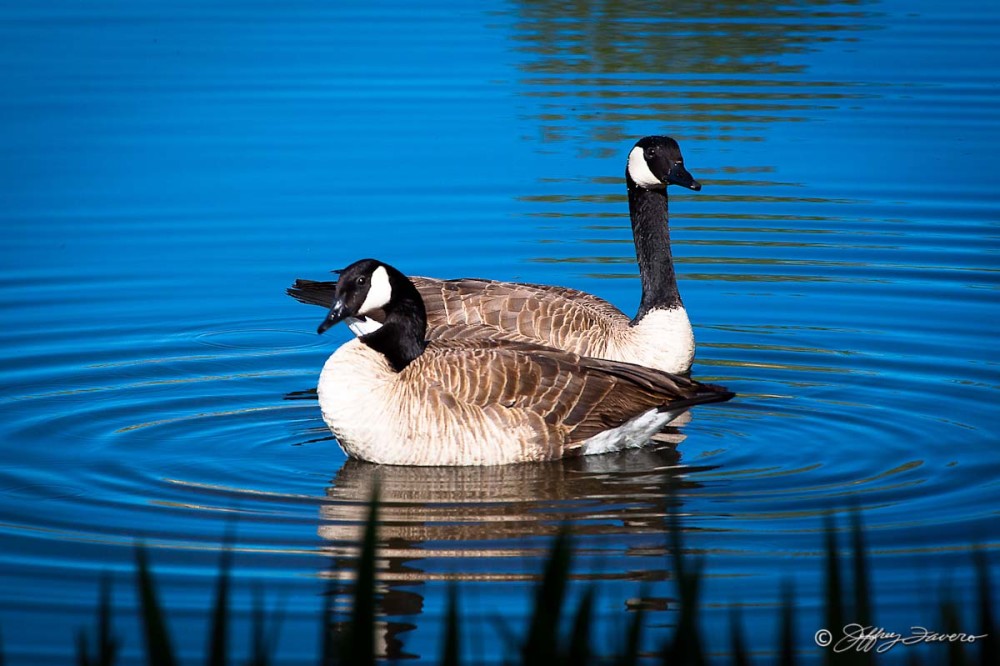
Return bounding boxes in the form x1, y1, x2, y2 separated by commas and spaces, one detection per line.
357, 276, 366, 286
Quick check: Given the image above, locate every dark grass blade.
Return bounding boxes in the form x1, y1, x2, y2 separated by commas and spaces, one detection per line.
76, 631, 90, 666
824, 513, 844, 651
565, 587, 595, 666
440, 583, 460, 666
779, 581, 795, 666
135, 545, 177, 666
940, 592, 967, 666
825, 513, 875, 666
206, 526, 235, 666
246, 586, 286, 666
249, 587, 268, 666
663, 563, 706, 664
96, 573, 119, 666
265, 592, 288, 665
341, 487, 380, 666
664, 500, 706, 666
616, 602, 644, 666
319, 573, 339, 666
729, 606, 751, 666
849, 510, 876, 666
522, 528, 572, 666
974, 549, 997, 666
76, 573, 119, 666
850, 510, 871, 629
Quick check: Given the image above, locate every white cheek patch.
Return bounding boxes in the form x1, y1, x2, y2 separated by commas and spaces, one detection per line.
357, 265, 392, 316
627, 146, 663, 189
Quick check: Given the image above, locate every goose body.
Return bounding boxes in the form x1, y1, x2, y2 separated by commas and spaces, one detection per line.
312, 259, 732, 466
414, 278, 695, 378
289, 136, 701, 375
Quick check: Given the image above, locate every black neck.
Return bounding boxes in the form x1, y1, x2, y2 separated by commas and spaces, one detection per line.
359, 284, 428, 372
627, 172, 682, 322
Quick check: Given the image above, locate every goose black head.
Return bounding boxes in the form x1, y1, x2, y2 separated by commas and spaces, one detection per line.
317, 259, 429, 371
626, 136, 701, 192
318, 258, 401, 335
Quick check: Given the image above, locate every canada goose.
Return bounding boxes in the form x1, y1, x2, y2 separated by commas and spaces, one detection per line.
289, 135, 701, 374
312, 258, 732, 466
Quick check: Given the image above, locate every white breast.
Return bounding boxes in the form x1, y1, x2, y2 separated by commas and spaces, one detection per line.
317, 340, 539, 465
605, 306, 695, 374
317, 339, 396, 461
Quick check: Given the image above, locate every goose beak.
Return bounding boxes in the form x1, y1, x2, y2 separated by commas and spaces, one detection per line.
317, 299, 348, 335
667, 163, 701, 191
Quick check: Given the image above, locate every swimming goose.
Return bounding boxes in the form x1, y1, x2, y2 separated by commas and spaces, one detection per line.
312, 258, 732, 466
289, 135, 701, 374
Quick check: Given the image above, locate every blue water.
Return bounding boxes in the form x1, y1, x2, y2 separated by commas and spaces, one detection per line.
1, 0, 997, 663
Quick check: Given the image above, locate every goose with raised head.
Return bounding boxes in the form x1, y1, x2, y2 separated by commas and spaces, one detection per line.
312, 258, 732, 466
289, 135, 701, 374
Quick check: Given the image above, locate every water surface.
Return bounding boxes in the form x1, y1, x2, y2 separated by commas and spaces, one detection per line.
0, 0, 997, 663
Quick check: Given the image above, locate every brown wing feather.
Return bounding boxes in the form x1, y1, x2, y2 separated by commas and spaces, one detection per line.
413, 276, 628, 355
414, 276, 625, 323
408, 340, 731, 457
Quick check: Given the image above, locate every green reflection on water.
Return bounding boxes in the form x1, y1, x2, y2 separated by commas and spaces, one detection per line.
511, 0, 879, 144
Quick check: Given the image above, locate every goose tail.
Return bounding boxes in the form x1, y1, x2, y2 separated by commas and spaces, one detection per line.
578, 380, 733, 457
658, 382, 735, 413
287, 279, 336, 308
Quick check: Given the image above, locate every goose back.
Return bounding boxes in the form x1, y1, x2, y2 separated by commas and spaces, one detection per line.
291, 276, 695, 373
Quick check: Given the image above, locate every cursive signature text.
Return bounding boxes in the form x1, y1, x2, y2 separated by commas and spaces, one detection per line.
823, 624, 988, 653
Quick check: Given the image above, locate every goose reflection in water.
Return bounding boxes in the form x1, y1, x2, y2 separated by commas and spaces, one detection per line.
312, 428, 711, 661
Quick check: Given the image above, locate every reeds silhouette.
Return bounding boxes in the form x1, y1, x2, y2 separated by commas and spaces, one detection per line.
5, 490, 994, 666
